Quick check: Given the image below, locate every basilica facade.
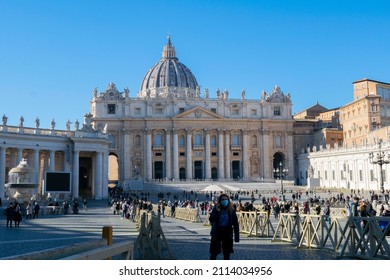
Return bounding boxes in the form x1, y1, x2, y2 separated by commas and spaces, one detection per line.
0, 37, 295, 201
91, 37, 294, 185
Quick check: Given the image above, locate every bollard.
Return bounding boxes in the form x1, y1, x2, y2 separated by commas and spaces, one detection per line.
102, 226, 113, 245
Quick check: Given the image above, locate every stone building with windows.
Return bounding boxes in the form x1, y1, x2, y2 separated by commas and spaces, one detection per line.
0, 114, 110, 200
91, 37, 295, 185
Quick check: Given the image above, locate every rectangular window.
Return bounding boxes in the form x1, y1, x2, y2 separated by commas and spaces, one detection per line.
135, 108, 141, 115
370, 170, 374, 182
179, 108, 185, 113
211, 152, 217, 157
107, 104, 116, 114
359, 170, 363, 181
332, 170, 335, 180
349, 170, 353, 181
155, 152, 162, 157
274, 106, 281, 116
211, 108, 216, 113
251, 109, 257, 116
233, 152, 239, 156
179, 152, 185, 157
325, 170, 328, 180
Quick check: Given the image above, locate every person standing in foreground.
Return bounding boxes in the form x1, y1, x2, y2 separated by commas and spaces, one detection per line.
209, 193, 239, 260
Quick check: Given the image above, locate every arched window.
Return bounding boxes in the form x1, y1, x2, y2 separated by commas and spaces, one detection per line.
211, 135, 217, 147
179, 135, 185, 147
154, 133, 163, 146
232, 134, 239, 146
195, 133, 202, 145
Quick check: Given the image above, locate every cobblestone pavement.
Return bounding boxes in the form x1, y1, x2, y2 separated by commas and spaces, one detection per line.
0, 199, 339, 260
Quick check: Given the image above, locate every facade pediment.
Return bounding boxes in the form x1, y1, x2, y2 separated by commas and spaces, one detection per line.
173, 106, 223, 120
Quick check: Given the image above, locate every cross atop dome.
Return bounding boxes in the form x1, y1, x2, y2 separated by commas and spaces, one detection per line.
162, 35, 177, 59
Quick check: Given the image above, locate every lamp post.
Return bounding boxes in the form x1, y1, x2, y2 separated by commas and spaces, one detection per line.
369, 139, 390, 194
273, 162, 288, 201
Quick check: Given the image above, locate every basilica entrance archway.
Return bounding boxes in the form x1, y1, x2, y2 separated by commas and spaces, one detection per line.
211, 167, 218, 180
179, 167, 186, 180
79, 157, 92, 198
194, 161, 203, 180
232, 161, 240, 180
154, 161, 163, 179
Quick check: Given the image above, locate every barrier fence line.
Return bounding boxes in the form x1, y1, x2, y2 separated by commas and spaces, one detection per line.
271, 213, 390, 260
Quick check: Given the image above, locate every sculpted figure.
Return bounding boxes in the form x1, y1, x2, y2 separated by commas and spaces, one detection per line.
19, 116, 24, 127
241, 89, 246, 100
2, 114, 7, 126
51, 119, 56, 130
35, 117, 40, 128
75, 119, 80, 130
204, 88, 209, 99
66, 120, 71, 131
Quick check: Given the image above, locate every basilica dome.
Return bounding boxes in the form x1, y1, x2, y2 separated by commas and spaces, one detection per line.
139, 36, 199, 98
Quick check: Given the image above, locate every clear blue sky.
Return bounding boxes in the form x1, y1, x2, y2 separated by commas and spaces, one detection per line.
1, 0, 389, 130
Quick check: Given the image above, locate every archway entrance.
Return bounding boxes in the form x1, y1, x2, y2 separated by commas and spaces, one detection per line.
154, 161, 163, 179
211, 167, 218, 180
194, 161, 203, 180
179, 168, 186, 180
79, 157, 92, 199
108, 153, 118, 188
232, 161, 240, 180
273, 152, 284, 179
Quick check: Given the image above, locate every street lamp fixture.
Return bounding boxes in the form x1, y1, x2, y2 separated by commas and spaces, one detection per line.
369, 139, 390, 194
273, 162, 288, 201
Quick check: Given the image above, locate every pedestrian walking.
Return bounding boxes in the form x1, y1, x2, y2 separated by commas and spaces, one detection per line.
13, 203, 22, 227
6, 203, 14, 227
209, 194, 239, 260
33, 202, 40, 219
83, 199, 88, 211
26, 203, 32, 220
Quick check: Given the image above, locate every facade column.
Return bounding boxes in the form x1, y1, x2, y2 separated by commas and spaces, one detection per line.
102, 151, 109, 199
205, 130, 211, 180
95, 151, 103, 199
145, 130, 152, 181
17, 148, 23, 164
72, 150, 80, 198
186, 129, 193, 180
262, 129, 271, 180
173, 130, 179, 180
33, 149, 40, 185
218, 130, 225, 179
225, 130, 231, 179
242, 130, 249, 179
165, 129, 172, 179
123, 130, 131, 182
286, 130, 294, 181
0, 147, 6, 200
49, 150, 56, 171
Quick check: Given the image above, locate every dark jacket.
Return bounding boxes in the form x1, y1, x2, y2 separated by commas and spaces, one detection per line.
209, 205, 239, 242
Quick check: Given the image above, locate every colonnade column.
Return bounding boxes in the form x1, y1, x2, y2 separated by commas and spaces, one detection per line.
186, 129, 192, 180
95, 151, 102, 199
17, 148, 23, 164
145, 130, 152, 181
173, 130, 179, 180
205, 130, 211, 180
102, 151, 109, 198
225, 130, 231, 179
165, 129, 171, 179
218, 130, 225, 179
242, 130, 249, 179
0, 147, 6, 199
33, 149, 40, 185
72, 150, 79, 198
49, 150, 56, 171
123, 130, 131, 182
